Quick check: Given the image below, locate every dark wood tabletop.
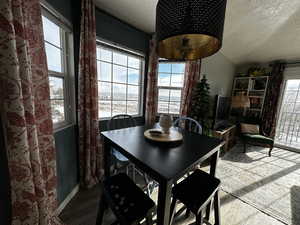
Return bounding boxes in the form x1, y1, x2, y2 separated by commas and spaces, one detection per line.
101, 125, 223, 225
101, 126, 223, 182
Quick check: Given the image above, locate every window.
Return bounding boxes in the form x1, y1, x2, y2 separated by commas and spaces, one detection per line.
42, 12, 72, 127
157, 62, 186, 115
97, 44, 144, 119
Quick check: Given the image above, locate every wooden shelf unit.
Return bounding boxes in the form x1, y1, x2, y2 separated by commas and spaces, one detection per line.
231, 76, 269, 119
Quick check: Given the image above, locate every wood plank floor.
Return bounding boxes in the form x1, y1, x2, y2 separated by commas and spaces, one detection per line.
59, 181, 285, 225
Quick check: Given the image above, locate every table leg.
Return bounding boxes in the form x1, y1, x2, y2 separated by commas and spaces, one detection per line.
210, 148, 220, 177
205, 148, 220, 221
157, 180, 172, 225
103, 138, 111, 178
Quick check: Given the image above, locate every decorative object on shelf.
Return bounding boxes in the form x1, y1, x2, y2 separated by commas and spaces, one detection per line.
159, 114, 173, 134
189, 75, 212, 135
156, 0, 227, 60
236, 72, 247, 77
248, 67, 267, 77
144, 128, 183, 142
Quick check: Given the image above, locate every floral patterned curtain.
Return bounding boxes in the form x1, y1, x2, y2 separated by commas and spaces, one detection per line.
180, 60, 202, 116
0, 0, 63, 224
261, 62, 286, 138
78, 0, 103, 188
145, 36, 159, 126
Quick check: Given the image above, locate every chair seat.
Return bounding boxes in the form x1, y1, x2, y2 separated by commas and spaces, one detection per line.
173, 170, 220, 214
103, 173, 155, 224
242, 133, 273, 145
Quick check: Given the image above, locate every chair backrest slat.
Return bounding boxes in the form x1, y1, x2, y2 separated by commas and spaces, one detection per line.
107, 114, 136, 131
174, 116, 202, 134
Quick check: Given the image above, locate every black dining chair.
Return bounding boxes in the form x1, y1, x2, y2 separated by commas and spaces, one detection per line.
169, 170, 221, 225
173, 117, 220, 223
96, 173, 155, 225
107, 114, 154, 196
174, 116, 202, 134
107, 114, 136, 177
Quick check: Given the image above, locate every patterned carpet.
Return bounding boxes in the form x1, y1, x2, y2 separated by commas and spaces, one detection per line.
217, 144, 300, 225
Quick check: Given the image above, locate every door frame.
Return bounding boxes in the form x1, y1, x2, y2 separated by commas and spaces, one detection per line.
274, 66, 300, 152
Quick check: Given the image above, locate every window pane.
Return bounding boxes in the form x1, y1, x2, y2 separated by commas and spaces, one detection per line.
158, 89, 170, 101
113, 84, 126, 100
158, 73, 171, 86
128, 68, 139, 85
170, 90, 181, 102
282, 102, 294, 112
127, 101, 139, 115
98, 61, 111, 82
99, 48, 112, 62
128, 85, 139, 101
96, 47, 100, 60
284, 91, 297, 102
171, 74, 184, 87
128, 57, 140, 69
113, 52, 127, 66
113, 65, 127, 83
51, 100, 65, 123
158, 63, 171, 73
169, 102, 180, 114
158, 102, 169, 113
49, 76, 64, 99
112, 101, 126, 116
99, 100, 111, 118
42, 16, 60, 47
45, 43, 62, 72
99, 82, 111, 100
286, 80, 300, 90
172, 63, 185, 73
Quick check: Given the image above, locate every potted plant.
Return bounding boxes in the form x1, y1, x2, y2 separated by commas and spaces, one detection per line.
189, 75, 212, 135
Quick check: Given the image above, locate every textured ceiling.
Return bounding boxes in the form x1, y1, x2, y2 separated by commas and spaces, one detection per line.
95, 0, 300, 64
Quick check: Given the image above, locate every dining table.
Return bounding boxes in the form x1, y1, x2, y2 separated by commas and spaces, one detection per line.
101, 125, 224, 225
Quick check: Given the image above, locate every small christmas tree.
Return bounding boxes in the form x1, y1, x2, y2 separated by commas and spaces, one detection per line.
189, 75, 212, 135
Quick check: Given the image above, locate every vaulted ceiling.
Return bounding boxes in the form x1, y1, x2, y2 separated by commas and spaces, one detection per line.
95, 0, 300, 65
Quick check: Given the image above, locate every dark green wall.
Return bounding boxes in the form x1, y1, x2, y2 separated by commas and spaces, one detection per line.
45, 0, 73, 22
54, 126, 78, 203
95, 9, 150, 53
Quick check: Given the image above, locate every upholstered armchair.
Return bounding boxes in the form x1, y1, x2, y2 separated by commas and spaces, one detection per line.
239, 119, 274, 157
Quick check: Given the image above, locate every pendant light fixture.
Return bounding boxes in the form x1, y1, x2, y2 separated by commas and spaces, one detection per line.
156, 0, 227, 61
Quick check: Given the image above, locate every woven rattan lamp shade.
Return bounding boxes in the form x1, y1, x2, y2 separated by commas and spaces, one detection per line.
156, 0, 227, 61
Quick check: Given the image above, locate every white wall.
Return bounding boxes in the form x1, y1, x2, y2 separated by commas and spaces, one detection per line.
201, 52, 236, 97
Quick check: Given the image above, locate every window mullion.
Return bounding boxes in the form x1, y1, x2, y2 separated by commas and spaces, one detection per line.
97, 44, 144, 119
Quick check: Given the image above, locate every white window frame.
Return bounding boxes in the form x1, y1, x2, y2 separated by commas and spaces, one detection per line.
157, 61, 186, 116
41, 5, 75, 131
96, 40, 145, 120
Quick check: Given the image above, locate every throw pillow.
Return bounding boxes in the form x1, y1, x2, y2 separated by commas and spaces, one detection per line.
241, 123, 260, 134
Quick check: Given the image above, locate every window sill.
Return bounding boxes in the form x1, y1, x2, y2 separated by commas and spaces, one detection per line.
53, 122, 75, 133
98, 114, 143, 122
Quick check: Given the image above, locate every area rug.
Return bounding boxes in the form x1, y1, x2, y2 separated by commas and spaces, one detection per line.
217, 144, 300, 225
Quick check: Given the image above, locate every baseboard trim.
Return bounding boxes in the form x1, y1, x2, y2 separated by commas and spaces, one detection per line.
56, 184, 80, 215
